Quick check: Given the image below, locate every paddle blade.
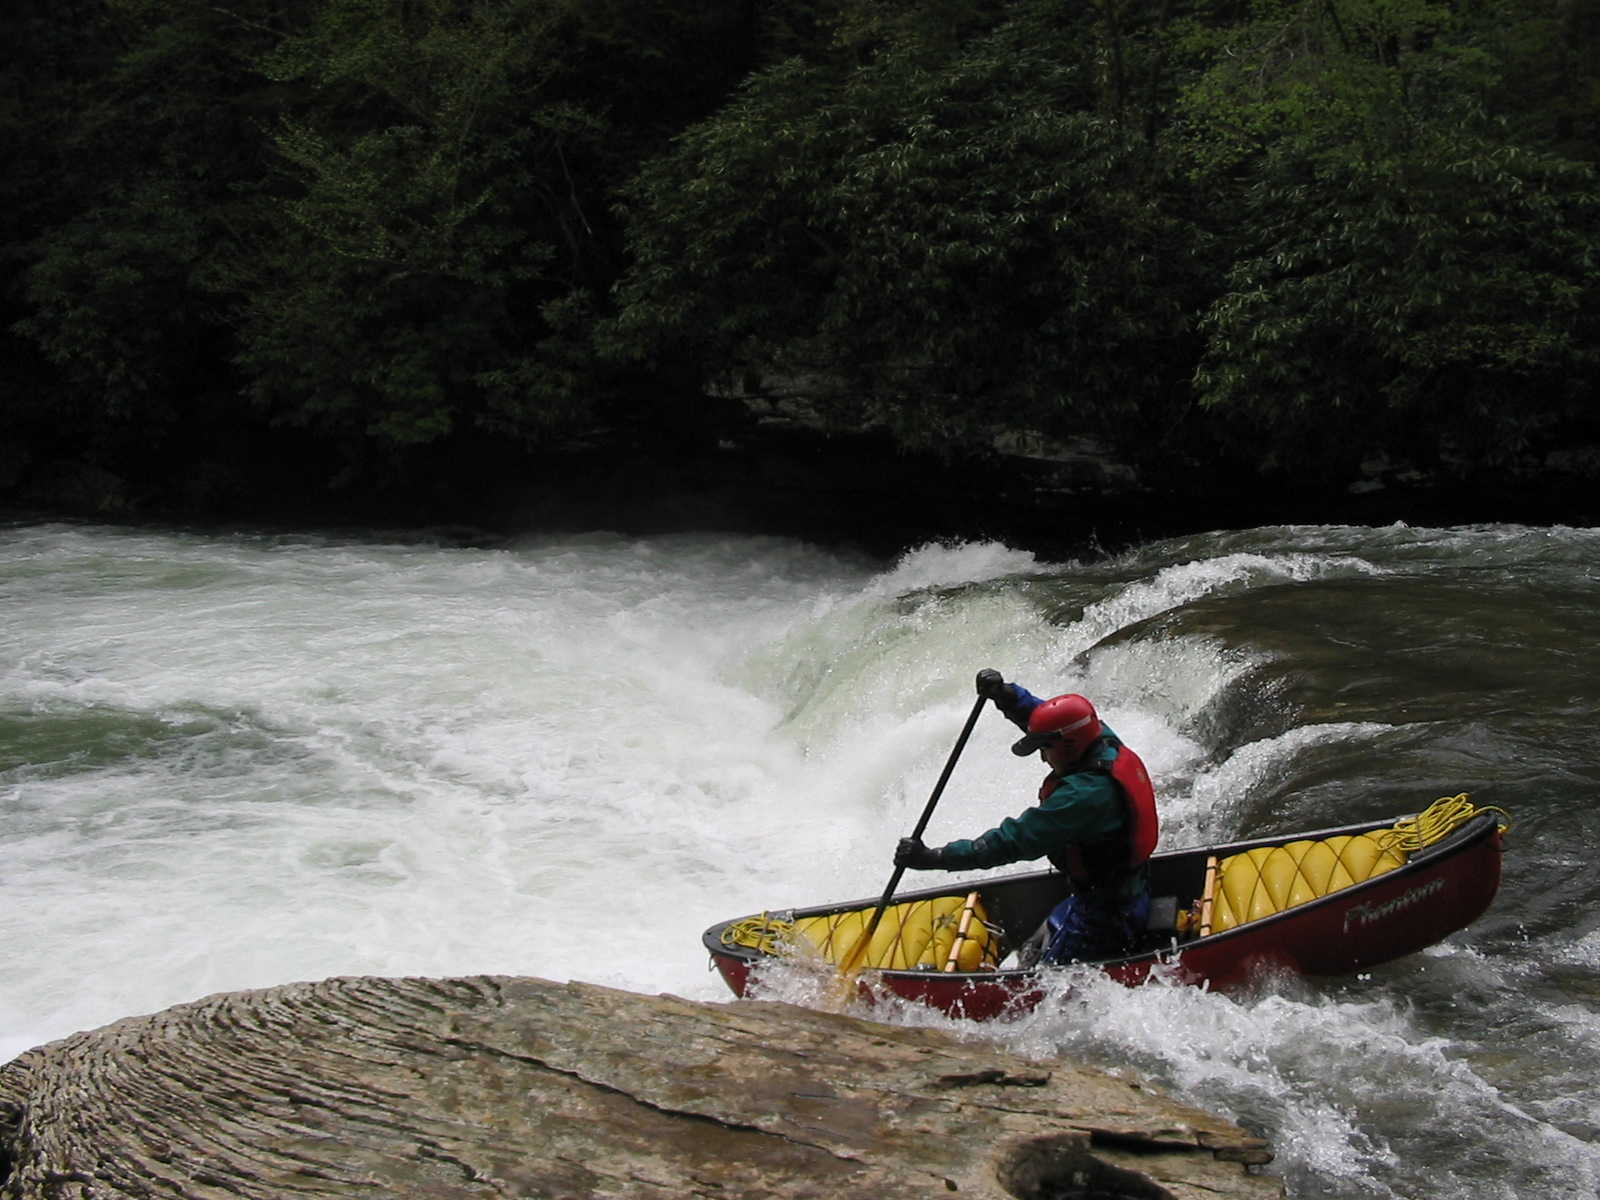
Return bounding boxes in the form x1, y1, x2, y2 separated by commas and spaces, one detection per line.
834, 865, 905, 982
835, 909, 884, 978
828, 909, 883, 1008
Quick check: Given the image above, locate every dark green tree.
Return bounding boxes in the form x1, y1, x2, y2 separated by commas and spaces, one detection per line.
610, 1, 1210, 462
6, 1, 296, 501
6, 0, 779, 509
7, 0, 1595, 516
232, 0, 779, 486
1178, 0, 1600, 475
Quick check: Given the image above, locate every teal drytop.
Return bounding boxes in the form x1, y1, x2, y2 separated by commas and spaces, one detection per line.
934, 725, 1128, 873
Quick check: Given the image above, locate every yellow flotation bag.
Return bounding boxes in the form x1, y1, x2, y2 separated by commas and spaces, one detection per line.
722, 893, 1001, 972
1190, 794, 1508, 937
1206, 792, 1510, 934
793, 892, 999, 972
1211, 833, 1405, 933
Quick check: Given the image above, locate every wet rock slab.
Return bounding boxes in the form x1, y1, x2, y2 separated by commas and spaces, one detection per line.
0, 975, 1281, 1198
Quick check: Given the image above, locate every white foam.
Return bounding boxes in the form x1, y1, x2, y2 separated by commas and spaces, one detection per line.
5, 522, 1597, 1199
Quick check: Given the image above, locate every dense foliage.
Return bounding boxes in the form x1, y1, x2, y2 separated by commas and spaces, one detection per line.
3, 0, 1596, 516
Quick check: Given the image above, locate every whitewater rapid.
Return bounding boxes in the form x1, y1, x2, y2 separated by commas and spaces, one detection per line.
4, 520, 1597, 1199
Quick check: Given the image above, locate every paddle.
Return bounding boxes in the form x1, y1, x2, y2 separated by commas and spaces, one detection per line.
836, 691, 989, 981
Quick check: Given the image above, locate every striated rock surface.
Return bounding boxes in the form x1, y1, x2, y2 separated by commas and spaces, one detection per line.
0, 975, 1281, 1199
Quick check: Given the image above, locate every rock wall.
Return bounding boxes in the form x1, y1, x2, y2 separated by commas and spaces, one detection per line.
0, 975, 1281, 1199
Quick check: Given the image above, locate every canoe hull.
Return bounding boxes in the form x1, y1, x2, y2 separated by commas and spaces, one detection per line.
704, 812, 1504, 1022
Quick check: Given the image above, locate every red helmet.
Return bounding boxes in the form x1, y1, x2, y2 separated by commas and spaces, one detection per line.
1011, 694, 1102, 758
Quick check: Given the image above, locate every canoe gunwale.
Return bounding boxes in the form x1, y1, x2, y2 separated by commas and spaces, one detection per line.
703, 810, 1504, 988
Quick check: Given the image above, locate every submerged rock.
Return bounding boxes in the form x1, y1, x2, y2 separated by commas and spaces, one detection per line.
0, 975, 1280, 1198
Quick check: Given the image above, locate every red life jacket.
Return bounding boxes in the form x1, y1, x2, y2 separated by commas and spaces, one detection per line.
1038, 740, 1159, 886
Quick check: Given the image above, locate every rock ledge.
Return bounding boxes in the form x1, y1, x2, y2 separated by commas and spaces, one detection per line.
0, 975, 1281, 1198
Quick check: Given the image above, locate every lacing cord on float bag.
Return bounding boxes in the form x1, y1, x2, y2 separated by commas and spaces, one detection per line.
1378, 792, 1511, 856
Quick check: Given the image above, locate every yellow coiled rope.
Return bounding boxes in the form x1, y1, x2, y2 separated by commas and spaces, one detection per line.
720, 913, 796, 956
1378, 792, 1511, 856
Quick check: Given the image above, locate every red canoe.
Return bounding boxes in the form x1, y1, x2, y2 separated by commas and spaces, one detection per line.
703, 803, 1506, 1022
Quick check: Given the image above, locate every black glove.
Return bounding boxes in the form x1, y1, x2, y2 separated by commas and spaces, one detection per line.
894, 837, 946, 870
975, 668, 1006, 700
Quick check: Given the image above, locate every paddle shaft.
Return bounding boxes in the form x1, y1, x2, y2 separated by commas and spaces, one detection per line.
839, 692, 989, 974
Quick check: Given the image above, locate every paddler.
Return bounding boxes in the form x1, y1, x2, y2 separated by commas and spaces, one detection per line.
893, 669, 1160, 965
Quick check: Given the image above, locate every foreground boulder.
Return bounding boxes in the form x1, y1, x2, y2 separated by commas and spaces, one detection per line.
0, 975, 1280, 1199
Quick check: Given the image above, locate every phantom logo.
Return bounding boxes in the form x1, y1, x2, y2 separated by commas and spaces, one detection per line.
1343, 879, 1446, 933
